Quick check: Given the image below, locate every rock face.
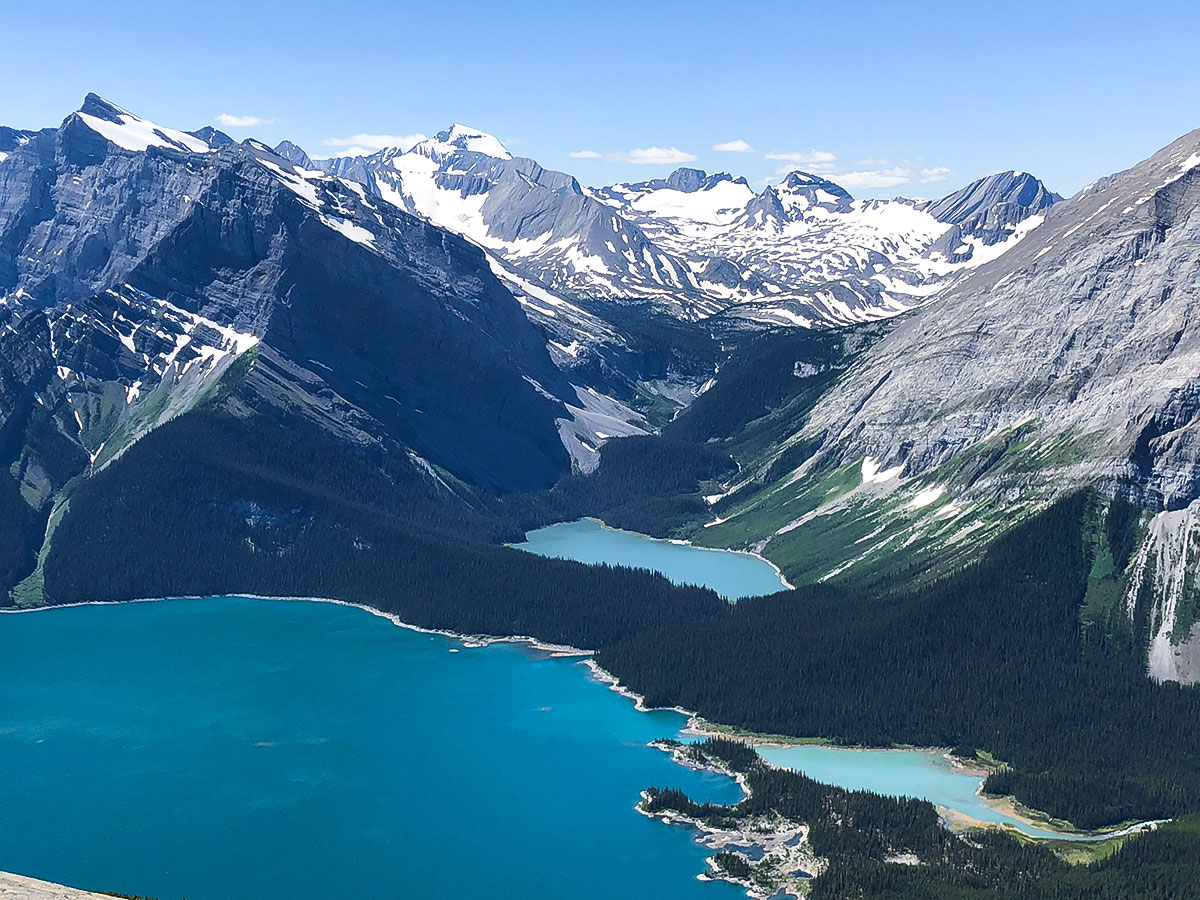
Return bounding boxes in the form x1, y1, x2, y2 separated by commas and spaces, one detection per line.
0, 127, 38, 154
0, 870, 118, 900
920, 171, 1063, 261
188, 125, 235, 148
318, 131, 1063, 332
0, 94, 583, 600
921, 170, 1061, 237
1123, 500, 1200, 683
798, 129, 1200, 511
272, 139, 313, 168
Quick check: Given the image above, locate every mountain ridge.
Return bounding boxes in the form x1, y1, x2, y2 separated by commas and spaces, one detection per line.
311, 129, 1061, 331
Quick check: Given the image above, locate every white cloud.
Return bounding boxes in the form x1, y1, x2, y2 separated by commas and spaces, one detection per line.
216, 113, 272, 128
611, 146, 698, 165
775, 162, 837, 175
765, 149, 837, 165
836, 167, 914, 189
919, 166, 953, 183
766, 149, 838, 175
322, 132, 428, 155
713, 139, 754, 153
569, 149, 602, 159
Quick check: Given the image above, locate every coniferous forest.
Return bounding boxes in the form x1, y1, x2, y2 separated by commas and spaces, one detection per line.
647, 738, 1200, 900
13, 368, 1200, 897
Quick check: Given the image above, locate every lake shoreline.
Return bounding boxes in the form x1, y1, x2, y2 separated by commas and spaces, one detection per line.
512, 517, 794, 596
681, 719, 1165, 843
580, 517, 798, 592
636, 741, 815, 900
2, 592, 1148, 846
0, 593, 741, 900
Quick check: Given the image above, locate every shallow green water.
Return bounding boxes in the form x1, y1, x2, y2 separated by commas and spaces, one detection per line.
514, 519, 788, 600
0, 597, 744, 900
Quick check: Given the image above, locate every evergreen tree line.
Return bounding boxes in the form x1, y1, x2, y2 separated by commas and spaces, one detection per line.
41, 410, 1200, 831
647, 738, 1200, 900
27, 393, 1200, 893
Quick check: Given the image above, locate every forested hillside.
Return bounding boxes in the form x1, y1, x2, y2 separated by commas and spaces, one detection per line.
647, 738, 1200, 900
34, 357, 1200, 833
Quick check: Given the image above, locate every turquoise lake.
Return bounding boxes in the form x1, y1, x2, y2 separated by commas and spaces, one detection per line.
514, 519, 789, 600
758, 746, 1095, 841
0, 598, 745, 900
516, 520, 1108, 842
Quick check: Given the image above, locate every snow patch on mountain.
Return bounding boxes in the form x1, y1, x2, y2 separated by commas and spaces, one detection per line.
75, 94, 212, 154
304, 127, 1062, 333
556, 385, 649, 472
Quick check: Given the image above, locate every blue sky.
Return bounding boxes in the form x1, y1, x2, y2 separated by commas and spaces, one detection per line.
4, 0, 1199, 198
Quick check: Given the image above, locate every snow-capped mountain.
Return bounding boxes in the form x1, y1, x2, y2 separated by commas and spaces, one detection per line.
317, 126, 741, 320
0, 94, 605, 520
316, 127, 1061, 332
594, 167, 1061, 326
916, 171, 1062, 266
918, 170, 1062, 243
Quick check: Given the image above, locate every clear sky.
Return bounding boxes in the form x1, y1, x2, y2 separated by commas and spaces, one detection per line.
4, 0, 1199, 198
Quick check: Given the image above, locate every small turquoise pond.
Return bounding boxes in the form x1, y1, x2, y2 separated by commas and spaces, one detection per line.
758, 745, 1109, 841
514, 519, 789, 600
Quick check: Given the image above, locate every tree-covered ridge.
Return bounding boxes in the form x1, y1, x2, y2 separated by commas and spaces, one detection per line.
5, 333, 1197, 897
601, 492, 1200, 831
647, 738, 1200, 900
30, 382, 1200, 835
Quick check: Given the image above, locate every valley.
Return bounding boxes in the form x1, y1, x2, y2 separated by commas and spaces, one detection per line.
2, 90, 1200, 900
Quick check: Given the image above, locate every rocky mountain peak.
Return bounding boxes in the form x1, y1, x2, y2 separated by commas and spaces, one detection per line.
423, 123, 512, 160
190, 126, 235, 149
68, 93, 213, 156
777, 170, 853, 202
272, 140, 314, 168
0, 126, 36, 153
921, 170, 1061, 231
78, 93, 128, 123
661, 167, 748, 193
743, 170, 854, 222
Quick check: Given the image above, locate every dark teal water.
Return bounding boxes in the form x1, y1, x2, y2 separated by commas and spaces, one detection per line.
0, 597, 743, 900
514, 519, 788, 600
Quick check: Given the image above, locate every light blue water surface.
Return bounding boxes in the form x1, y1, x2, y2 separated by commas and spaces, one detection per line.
516, 519, 1110, 842
514, 519, 788, 600
0, 597, 744, 900
757, 745, 1102, 841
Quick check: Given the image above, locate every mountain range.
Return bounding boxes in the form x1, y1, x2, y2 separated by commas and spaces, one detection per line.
312, 127, 1060, 334
7, 90, 1200, 900
3, 93, 1200, 687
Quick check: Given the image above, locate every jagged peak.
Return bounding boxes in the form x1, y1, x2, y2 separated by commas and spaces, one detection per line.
423, 123, 512, 160
78, 93, 129, 122
70, 93, 212, 155
189, 126, 235, 148
664, 167, 749, 193
777, 170, 851, 194
273, 139, 314, 168
922, 170, 1061, 226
